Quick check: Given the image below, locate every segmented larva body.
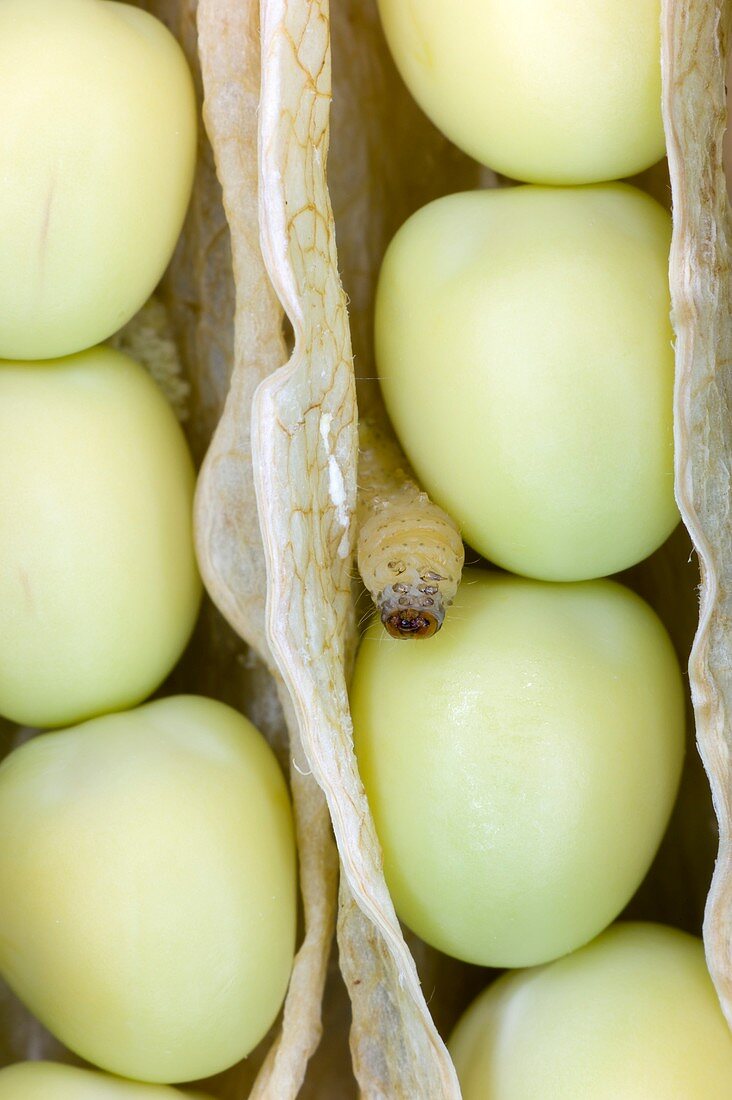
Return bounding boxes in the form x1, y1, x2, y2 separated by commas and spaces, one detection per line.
357, 415, 464, 638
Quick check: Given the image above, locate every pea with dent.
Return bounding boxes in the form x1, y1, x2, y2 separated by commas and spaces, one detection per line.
0, 0, 197, 360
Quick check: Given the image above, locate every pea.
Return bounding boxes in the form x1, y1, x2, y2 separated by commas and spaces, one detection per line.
0, 697, 297, 1083
352, 570, 685, 968
0, 1062, 212, 1099
375, 184, 678, 581
0, 346, 201, 728
450, 924, 732, 1099
0, 0, 196, 360
376, 0, 664, 184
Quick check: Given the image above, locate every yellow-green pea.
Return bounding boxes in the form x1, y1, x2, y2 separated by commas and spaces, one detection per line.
0, 1062, 212, 1099
0, 696, 297, 1083
0, 0, 196, 360
376, 184, 678, 581
352, 570, 685, 968
0, 345, 201, 728
376, 0, 664, 184
450, 923, 732, 1099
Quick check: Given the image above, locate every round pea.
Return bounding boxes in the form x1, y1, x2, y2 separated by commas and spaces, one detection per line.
375, 184, 678, 581
376, 0, 664, 184
0, 346, 201, 728
450, 924, 732, 1099
0, 0, 197, 360
352, 570, 685, 968
0, 696, 297, 1083
0, 1062, 212, 1099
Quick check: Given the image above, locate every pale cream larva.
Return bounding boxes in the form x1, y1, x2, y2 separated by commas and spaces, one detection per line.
357, 415, 465, 638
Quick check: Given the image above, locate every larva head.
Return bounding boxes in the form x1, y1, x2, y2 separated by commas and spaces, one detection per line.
383, 607, 441, 639
357, 496, 463, 639
380, 581, 445, 639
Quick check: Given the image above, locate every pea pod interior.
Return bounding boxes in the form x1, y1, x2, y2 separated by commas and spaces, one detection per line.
1, 0, 729, 1097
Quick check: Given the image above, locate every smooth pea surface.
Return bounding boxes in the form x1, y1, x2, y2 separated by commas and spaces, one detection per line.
0, 1062, 211, 1099
0, 697, 297, 1083
352, 571, 685, 967
0, 0, 196, 359
377, 0, 664, 183
376, 184, 678, 581
450, 924, 732, 1099
0, 346, 201, 728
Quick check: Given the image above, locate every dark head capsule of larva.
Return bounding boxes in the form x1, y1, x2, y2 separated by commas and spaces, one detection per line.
383, 607, 441, 639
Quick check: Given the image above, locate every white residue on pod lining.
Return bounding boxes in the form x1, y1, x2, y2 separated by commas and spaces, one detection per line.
319, 412, 351, 557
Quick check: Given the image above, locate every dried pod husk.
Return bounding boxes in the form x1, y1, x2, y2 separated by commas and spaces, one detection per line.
663, 0, 732, 1024
251, 1, 460, 1095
